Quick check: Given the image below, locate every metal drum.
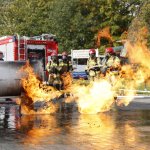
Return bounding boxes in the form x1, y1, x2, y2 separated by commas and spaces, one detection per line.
0, 61, 26, 96
0, 61, 45, 97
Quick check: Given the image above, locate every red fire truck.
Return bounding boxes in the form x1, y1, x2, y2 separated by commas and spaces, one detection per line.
0, 34, 58, 97
0, 33, 58, 63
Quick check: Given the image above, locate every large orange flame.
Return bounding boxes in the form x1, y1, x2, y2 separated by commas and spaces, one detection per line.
21, 62, 62, 102
20, 62, 62, 114
71, 80, 115, 114
97, 27, 113, 47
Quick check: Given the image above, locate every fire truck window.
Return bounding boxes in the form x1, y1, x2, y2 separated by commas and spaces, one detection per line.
28, 52, 39, 59
27, 49, 46, 69
28, 49, 45, 60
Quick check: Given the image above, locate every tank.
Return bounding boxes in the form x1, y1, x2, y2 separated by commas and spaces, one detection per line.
0, 61, 46, 97
0, 61, 26, 96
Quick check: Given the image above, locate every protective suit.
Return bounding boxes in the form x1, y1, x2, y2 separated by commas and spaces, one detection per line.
106, 48, 121, 75
46, 52, 62, 90
86, 49, 101, 81
59, 51, 73, 89
103, 47, 121, 85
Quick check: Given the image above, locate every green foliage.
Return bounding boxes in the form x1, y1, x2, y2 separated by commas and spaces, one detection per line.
128, 0, 150, 48
0, 0, 53, 35
0, 0, 144, 53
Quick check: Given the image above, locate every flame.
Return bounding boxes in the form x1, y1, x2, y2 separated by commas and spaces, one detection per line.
19, 34, 150, 115
61, 72, 73, 90
72, 80, 115, 114
115, 41, 150, 106
73, 40, 150, 113
21, 62, 62, 102
20, 97, 58, 115
127, 41, 150, 70
97, 27, 113, 47
20, 62, 62, 114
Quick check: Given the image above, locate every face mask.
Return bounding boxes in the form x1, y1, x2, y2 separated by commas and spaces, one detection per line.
90, 53, 95, 58
52, 56, 57, 61
105, 53, 111, 58
62, 55, 67, 60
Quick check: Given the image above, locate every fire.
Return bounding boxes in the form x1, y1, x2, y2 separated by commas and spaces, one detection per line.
20, 62, 62, 114
61, 72, 73, 90
73, 40, 150, 113
21, 62, 62, 102
72, 80, 115, 114
19, 38, 150, 115
115, 41, 150, 106
97, 27, 113, 47
127, 41, 150, 70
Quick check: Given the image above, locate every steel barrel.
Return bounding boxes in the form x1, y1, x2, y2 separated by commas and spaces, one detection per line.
0, 61, 26, 96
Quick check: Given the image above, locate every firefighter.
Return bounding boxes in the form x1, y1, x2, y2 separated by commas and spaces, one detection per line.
103, 47, 121, 84
0, 51, 4, 61
105, 47, 121, 71
85, 49, 101, 81
59, 51, 73, 89
46, 52, 63, 90
59, 51, 72, 73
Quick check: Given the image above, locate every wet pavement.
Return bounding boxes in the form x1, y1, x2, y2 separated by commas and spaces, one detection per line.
0, 104, 150, 150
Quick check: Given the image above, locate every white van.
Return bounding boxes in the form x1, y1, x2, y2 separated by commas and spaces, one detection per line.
71, 49, 99, 79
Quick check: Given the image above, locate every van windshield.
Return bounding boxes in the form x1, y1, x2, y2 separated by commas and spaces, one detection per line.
73, 58, 87, 65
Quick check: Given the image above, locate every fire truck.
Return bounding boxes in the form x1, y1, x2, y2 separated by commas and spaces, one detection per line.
0, 34, 58, 63
0, 34, 58, 97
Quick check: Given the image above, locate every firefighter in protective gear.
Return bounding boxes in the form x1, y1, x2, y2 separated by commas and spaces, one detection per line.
59, 51, 73, 73
104, 47, 121, 84
85, 49, 101, 81
105, 47, 121, 72
59, 51, 73, 89
46, 52, 63, 90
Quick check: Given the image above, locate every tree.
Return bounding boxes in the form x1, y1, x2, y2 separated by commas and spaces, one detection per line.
0, 0, 54, 35
0, 0, 143, 53
128, 0, 150, 48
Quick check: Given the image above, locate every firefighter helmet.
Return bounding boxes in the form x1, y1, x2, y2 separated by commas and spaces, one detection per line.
89, 49, 96, 55
105, 47, 114, 54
